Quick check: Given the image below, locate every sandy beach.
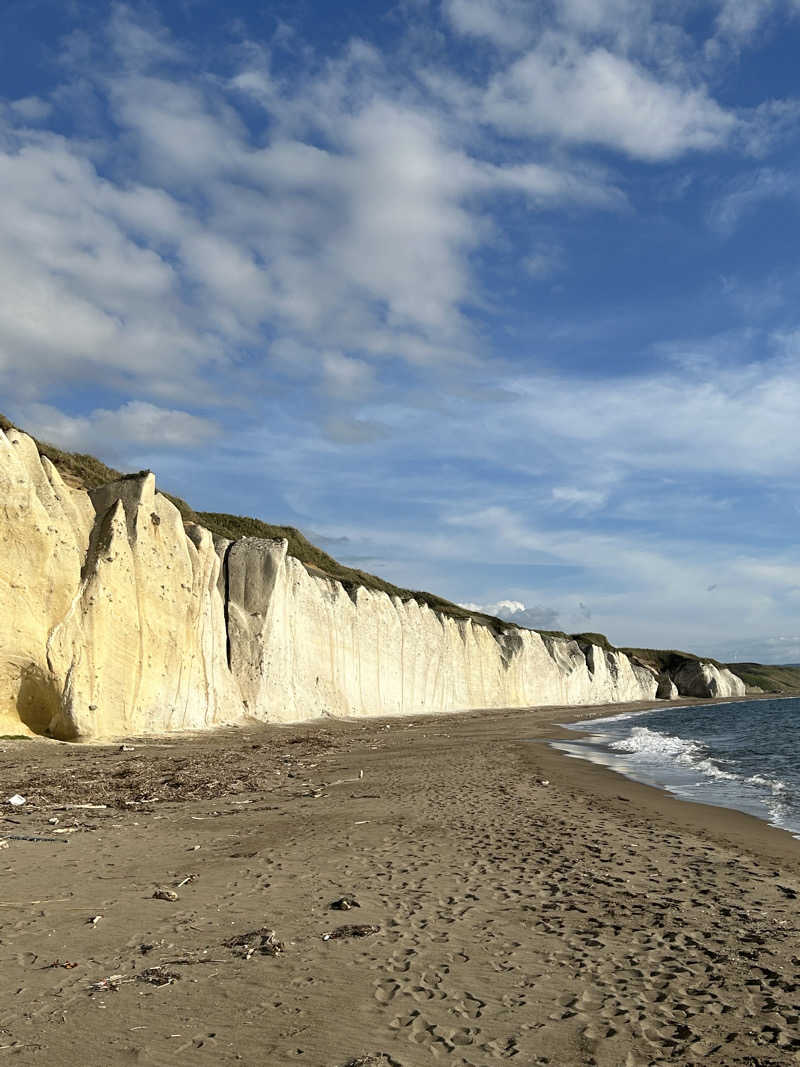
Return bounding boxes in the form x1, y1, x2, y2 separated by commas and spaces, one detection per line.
1, 699, 799, 1066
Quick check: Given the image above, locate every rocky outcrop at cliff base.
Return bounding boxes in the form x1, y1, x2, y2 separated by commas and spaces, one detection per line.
0, 429, 745, 739
671, 660, 746, 700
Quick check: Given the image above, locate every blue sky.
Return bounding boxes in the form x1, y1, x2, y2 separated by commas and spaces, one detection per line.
3, 0, 800, 662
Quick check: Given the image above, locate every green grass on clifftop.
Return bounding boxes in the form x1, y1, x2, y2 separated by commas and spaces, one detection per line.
195, 512, 506, 626
620, 647, 723, 672
1, 414, 504, 632
726, 663, 800, 692
4, 411, 797, 679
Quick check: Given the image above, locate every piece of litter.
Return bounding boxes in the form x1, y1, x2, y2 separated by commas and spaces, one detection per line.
330, 897, 360, 911
119, 745, 136, 751
7, 795, 25, 807
3, 834, 67, 844
0, 841, 8, 850
138, 966, 180, 986
87, 915, 103, 927
152, 889, 179, 902
52, 828, 78, 834
48, 817, 59, 825
322, 924, 380, 941
47, 960, 78, 970
57, 804, 108, 811
175, 874, 198, 888
90, 974, 126, 994
353, 820, 369, 826
224, 928, 284, 958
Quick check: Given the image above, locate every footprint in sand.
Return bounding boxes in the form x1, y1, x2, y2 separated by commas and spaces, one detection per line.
373, 979, 401, 1004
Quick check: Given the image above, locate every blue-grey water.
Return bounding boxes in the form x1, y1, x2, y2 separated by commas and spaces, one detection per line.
552, 697, 800, 838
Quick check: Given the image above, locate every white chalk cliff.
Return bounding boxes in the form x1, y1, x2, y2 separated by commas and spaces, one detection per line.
0, 430, 745, 739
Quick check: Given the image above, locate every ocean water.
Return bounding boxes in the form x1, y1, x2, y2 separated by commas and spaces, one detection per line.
552, 697, 800, 838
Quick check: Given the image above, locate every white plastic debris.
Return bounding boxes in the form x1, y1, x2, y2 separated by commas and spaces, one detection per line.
7, 795, 25, 806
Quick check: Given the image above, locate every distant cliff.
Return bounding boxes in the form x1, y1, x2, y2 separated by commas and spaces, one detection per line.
0, 427, 746, 739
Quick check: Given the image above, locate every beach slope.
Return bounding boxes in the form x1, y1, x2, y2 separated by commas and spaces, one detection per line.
0, 701, 798, 1065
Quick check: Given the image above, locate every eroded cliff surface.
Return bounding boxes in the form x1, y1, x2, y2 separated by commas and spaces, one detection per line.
0, 430, 745, 738
0, 429, 240, 738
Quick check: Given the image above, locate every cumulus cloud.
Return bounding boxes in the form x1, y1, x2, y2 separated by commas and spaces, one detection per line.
460, 599, 562, 630
0, 7, 636, 416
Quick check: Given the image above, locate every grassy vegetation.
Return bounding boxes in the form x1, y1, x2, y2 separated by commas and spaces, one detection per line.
535, 630, 571, 642
573, 632, 616, 653
1, 414, 507, 632
5, 411, 797, 676
196, 512, 510, 628
726, 663, 800, 693
1, 412, 123, 488
620, 647, 723, 673
0, 413, 198, 522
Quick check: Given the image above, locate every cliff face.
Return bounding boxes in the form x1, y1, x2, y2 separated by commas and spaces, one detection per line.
0, 430, 745, 739
0, 429, 239, 738
671, 660, 746, 700
218, 538, 661, 723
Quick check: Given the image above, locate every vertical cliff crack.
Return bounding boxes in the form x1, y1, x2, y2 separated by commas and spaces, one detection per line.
221, 539, 234, 670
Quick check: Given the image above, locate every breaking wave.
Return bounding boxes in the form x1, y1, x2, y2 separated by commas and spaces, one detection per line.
554, 697, 800, 837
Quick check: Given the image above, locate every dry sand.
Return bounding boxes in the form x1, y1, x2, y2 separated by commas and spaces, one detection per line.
1, 699, 799, 1066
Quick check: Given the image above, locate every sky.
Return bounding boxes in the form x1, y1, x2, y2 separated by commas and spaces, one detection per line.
2, 0, 800, 663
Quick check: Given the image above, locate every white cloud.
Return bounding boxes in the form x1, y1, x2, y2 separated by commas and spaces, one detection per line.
0, 6, 635, 415
502, 351, 800, 480
321, 353, 375, 398
0, 126, 221, 399
17, 401, 220, 454
713, 0, 776, 42
557, 0, 646, 36
461, 598, 563, 630
323, 416, 390, 445
551, 486, 608, 512
708, 634, 800, 664
524, 243, 565, 279
739, 98, 800, 157
483, 36, 735, 160
8, 96, 52, 121
709, 168, 795, 234
442, 0, 533, 49
444, 503, 800, 651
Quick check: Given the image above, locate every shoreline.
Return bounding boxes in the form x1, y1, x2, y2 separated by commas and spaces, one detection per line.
538, 692, 800, 851
2, 696, 800, 1065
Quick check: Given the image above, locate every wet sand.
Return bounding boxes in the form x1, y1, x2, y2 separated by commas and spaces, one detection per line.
1, 698, 799, 1066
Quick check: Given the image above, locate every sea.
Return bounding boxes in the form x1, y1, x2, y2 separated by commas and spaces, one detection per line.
552, 696, 800, 838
